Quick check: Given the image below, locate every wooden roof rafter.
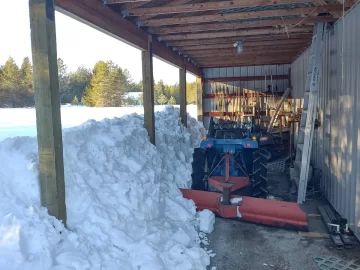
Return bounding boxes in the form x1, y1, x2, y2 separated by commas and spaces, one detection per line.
99, 0, 351, 68
152, 15, 336, 35
126, 0, 316, 17
140, 5, 347, 26
54, 0, 201, 74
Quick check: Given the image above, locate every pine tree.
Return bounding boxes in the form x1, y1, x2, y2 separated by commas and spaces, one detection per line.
19, 57, 33, 93
57, 58, 71, 103
168, 96, 176, 105
0, 57, 20, 90
157, 94, 168, 105
186, 82, 197, 104
102, 63, 126, 107
68, 66, 91, 103
82, 61, 109, 107
72, 96, 79, 105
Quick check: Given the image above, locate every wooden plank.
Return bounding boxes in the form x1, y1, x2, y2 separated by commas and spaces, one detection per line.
168, 34, 312, 46
129, 0, 310, 16
179, 64, 187, 126
186, 49, 304, 58
181, 45, 308, 55
134, 0, 195, 23
54, 0, 201, 76
142, 5, 347, 26
298, 232, 329, 238
198, 59, 293, 68
161, 26, 313, 40
196, 77, 203, 122
142, 39, 155, 145
107, 0, 150, 4
153, 16, 336, 35
29, 0, 67, 225
204, 75, 289, 83
179, 39, 311, 50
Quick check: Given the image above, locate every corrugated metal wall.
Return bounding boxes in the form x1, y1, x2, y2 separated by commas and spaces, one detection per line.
291, 3, 360, 239
202, 65, 290, 128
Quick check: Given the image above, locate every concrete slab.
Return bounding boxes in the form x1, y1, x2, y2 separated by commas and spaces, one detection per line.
207, 218, 360, 270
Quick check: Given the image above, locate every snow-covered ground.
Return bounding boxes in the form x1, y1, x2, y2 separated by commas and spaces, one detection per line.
0, 106, 215, 270
0, 104, 197, 142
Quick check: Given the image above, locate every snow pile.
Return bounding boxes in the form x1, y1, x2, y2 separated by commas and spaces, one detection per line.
0, 106, 213, 270
197, 210, 215, 234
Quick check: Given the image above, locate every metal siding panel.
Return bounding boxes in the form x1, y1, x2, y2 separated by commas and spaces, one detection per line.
213, 68, 220, 78
227, 67, 234, 77
219, 67, 227, 78
234, 67, 241, 77
290, 3, 360, 239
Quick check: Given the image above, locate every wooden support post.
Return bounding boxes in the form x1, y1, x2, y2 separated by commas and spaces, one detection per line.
179, 63, 187, 127
29, 0, 66, 225
142, 36, 155, 144
196, 76, 203, 122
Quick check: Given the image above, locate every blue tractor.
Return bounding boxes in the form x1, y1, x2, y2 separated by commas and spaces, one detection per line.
191, 117, 268, 201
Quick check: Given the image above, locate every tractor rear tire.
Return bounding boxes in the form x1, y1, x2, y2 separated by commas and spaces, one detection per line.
251, 149, 268, 197
191, 148, 206, 190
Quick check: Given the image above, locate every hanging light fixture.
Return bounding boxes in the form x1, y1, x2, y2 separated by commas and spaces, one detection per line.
233, 41, 243, 54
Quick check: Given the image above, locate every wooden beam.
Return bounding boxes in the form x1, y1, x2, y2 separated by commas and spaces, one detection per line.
153, 16, 336, 35
106, 0, 150, 4
142, 5, 347, 26
187, 49, 304, 59
194, 54, 296, 63
29, 0, 67, 225
182, 45, 307, 55
161, 26, 313, 40
179, 38, 311, 51
196, 77, 203, 122
142, 38, 155, 145
199, 59, 292, 68
129, 0, 310, 16
196, 55, 295, 66
179, 63, 187, 126
204, 75, 289, 83
54, 0, 200, 76
184, 47, 306, 58
168, 34, 313, 47
133, 0, 195, 22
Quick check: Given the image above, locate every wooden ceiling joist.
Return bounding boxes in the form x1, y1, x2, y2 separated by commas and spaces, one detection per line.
180, 38, 311, 50
198, 58, 294, 67
168, 34, 312, 46
54, 0, 200, 75
152, 16, 336, 35
196, 53, 295, 59
127, 0, 310, 16
160, 26, 313, 41
185, 48, 304, 58
106, 0, 150, 4
182, 45, 307, 56
142, 5, 347, 26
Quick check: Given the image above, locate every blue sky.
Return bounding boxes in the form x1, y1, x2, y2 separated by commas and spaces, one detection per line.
0, 1, 195, 84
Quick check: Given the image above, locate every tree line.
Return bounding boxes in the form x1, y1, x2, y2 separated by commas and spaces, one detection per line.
0, 56, 197, 108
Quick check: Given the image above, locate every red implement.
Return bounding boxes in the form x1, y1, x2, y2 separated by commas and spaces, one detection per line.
180, 188, 309, 231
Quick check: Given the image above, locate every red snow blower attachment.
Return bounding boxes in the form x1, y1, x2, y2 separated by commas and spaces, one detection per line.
181, 119, 308, 231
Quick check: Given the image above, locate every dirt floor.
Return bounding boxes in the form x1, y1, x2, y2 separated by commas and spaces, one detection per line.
206, 170, 360, 270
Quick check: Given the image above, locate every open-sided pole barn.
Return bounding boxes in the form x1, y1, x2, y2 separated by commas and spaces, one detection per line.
28, 0, 359, 240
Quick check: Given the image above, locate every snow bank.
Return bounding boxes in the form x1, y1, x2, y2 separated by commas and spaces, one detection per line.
0, 106, 213, 270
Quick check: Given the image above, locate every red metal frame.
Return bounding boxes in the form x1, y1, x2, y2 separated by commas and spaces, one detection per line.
180, 189, 308, 231
208, 153, 249, 192
182, 152, 309, 231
